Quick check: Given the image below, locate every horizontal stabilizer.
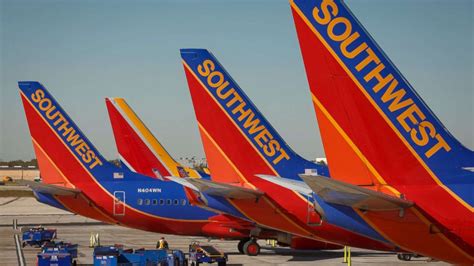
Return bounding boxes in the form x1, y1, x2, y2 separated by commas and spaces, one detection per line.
18, 180, 81, 196
299, 175, 413, 211
256, 174, 312, 195
164, 176, 200, 191
166, 176, 263, 199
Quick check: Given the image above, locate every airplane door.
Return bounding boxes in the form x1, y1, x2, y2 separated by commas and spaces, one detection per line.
113, 191, 125, 216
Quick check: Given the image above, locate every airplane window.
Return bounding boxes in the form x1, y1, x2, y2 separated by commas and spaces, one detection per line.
173, 199, 179, 205
166, 199, 172, 205
159, 199, 164, 205
181, 199, 186, 206
152, 199, 158, 205
137, 199, 143, 205
145, 199, 150, 205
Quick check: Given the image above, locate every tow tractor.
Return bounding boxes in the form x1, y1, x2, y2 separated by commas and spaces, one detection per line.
188, 241, 227, 266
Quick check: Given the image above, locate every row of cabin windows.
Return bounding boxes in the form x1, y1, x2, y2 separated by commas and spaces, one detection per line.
137, 198, 187, 206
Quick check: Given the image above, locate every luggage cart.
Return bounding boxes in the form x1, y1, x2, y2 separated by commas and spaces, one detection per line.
43, 241, 78, 260
38, 247, 76, 266
93, 245, 169, 266
188, 241, 227, 266
166, 249, 187, 266
22, 227, 57, 247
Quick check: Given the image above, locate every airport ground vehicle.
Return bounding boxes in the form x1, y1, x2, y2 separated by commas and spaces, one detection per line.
165, 250, 187, 266
37, 247, 76, 266
93, 246, 169, 266
289, 0, 474, 263
0, 176, 13, 185
22, 227, 56, 247
36, 240, 79, 265
188, 242, 227, 266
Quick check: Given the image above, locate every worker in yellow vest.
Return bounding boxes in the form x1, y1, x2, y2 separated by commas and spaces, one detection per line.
157, 237, 169, 250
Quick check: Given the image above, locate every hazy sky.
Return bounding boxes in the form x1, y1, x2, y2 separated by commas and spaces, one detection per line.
1, 0, 472, 162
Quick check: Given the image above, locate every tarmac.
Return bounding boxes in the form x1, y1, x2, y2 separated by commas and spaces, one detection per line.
0, 196, 448, 266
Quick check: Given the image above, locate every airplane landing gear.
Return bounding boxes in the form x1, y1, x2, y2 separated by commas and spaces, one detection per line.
397, 253, 413, 261
243, 239, 260, 256
237, 238, 249, 254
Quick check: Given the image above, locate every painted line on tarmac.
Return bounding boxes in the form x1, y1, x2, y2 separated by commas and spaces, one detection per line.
0, 197, 20, 206
14, 234, 26, 266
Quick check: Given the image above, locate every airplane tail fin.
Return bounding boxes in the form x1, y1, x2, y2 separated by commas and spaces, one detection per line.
290, 0, 473, 203
105, 97, 201, 178
19, 81, 114, 187
181, 49, 328, 184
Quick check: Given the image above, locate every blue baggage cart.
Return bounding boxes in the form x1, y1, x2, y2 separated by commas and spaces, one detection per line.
94, 246, 121, 266
43, 241, 78, 259
37, 248, 74, 266
22, 227, 57, 247
167, 250, 187, 266
135, 249, 168, 265
189, 242, 227, 266
94, 246, 169, 266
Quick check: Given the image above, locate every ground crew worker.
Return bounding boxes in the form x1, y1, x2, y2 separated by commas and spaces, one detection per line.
157, 237, 169, 249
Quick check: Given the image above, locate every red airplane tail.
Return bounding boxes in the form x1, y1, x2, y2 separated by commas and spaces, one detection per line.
18, 81, 122, 223
19, 81, 110, 189
290, 0, 474, 262
180, 48, 328, 187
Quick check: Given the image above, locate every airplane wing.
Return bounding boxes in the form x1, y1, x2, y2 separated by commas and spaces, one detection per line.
166, 176, 263, 199
255, 174, 326, 220
17, 180, 81, 196
256, 174, 412, 211
299, 175, 414, 211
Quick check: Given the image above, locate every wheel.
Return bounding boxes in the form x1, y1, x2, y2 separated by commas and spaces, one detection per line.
403, 254, 412, 261
237, 238, 249, 254
397, 254, 403, 260
243, 240, 260, 256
